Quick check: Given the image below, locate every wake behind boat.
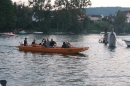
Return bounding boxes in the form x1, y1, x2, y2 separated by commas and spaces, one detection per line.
18, 45, 89, 54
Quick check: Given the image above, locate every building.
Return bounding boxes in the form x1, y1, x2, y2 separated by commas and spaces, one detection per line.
115, 10, 130, 23
122, 11, 130, 23
88, 14, 104, 21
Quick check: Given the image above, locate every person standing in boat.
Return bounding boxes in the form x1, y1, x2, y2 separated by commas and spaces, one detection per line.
24, 38, 28, 46
50, 38, 56, 47
46, 38, 50, 48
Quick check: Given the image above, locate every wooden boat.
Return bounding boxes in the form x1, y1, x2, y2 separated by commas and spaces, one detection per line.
18, 45, 89, 54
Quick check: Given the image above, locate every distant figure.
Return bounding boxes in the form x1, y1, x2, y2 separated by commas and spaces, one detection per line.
50, 38, 56, 47
24, 38, 28, 46
0, 80, 7, 86
103, 28, 108, 44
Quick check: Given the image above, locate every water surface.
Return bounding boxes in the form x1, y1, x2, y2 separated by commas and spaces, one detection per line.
0, 34, 130, 86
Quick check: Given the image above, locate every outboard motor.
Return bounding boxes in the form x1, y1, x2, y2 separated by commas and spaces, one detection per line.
107, 28, 116, 47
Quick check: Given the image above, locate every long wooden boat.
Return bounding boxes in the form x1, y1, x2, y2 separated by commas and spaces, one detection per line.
18, 45, 89, 54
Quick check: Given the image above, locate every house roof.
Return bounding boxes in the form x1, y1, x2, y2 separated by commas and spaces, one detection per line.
121, 11, 130, 14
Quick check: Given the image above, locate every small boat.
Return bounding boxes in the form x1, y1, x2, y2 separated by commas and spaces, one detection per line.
19, 30, 27, 34
18, 45, 89, 54
99, 32, 110, 43
119, 32, 126, 35
33, 32, 43, 34
99, 28, 116, 47
107, 30, 116, 47
1, 32, 15, 36
122, 39, 130, 47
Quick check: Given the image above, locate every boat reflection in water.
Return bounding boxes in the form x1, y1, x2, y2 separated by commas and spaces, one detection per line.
19, 50, 88, 57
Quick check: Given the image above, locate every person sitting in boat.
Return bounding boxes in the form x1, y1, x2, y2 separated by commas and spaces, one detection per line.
39, 39, 45, 45
24, 38, 28, 46
39, 38, 47, 47
62, 42, 68, 48
31, 39, 39, 47
32, 39, 37, 44
62, 41, 72, 48
50, 38, 57, 48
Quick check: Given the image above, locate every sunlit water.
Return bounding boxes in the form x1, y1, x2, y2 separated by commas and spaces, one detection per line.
0, 34, 130, 86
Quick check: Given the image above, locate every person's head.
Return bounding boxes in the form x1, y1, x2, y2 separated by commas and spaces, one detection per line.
25, 38, 27, 40
51, 38, 53, 41
63, 42, 66, 45
42, 39, 44, 42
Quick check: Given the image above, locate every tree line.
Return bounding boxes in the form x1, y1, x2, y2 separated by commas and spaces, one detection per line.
0, 0, 130, 34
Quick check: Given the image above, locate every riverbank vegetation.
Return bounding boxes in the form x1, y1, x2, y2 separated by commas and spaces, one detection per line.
0, 0, 130, 34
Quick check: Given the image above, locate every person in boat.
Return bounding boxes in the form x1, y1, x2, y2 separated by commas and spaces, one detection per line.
46, 38, 50, 48
103, 28, 108, 44
24, 38, 28, 46
50, 38, 56, 48
62, 42, 69, 48
39, 39, 45, 45
32, 39, 37, 44
39, 38, 47, 47
62, 41, 72, 48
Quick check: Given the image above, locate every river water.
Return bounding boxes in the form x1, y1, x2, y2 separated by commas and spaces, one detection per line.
0, 34, 130, 86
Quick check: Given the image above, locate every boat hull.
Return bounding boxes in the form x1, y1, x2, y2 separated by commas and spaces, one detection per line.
1, 32, 15, 36
123, 40, 130, 47
18, 45, 89, 54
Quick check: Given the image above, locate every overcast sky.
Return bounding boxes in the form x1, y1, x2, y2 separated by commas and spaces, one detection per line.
11, 0, 130, 7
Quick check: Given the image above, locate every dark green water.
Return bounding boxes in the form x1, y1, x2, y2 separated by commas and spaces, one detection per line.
0, 34, 130, 86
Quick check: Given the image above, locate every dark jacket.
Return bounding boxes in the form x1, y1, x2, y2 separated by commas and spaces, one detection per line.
24, 40, 28, 46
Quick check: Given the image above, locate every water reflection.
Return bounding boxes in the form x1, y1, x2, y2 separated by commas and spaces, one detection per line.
108, 46, 116, 52
19, 50, 88, 57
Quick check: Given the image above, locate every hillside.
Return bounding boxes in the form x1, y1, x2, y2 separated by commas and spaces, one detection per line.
86, 7, 130, 16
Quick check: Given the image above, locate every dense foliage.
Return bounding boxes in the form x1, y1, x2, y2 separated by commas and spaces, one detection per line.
0, 0, 15, 32
0, 0, 130, 34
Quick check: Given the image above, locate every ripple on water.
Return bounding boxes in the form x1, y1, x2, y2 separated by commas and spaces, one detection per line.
0, 34, 130, 85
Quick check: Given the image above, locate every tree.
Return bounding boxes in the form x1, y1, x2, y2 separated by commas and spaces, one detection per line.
13, 2, 33, 31
28, 0, 53, 32
114, 10, 126, 33
0, 0, 15, 32
53, 0, 91, 33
